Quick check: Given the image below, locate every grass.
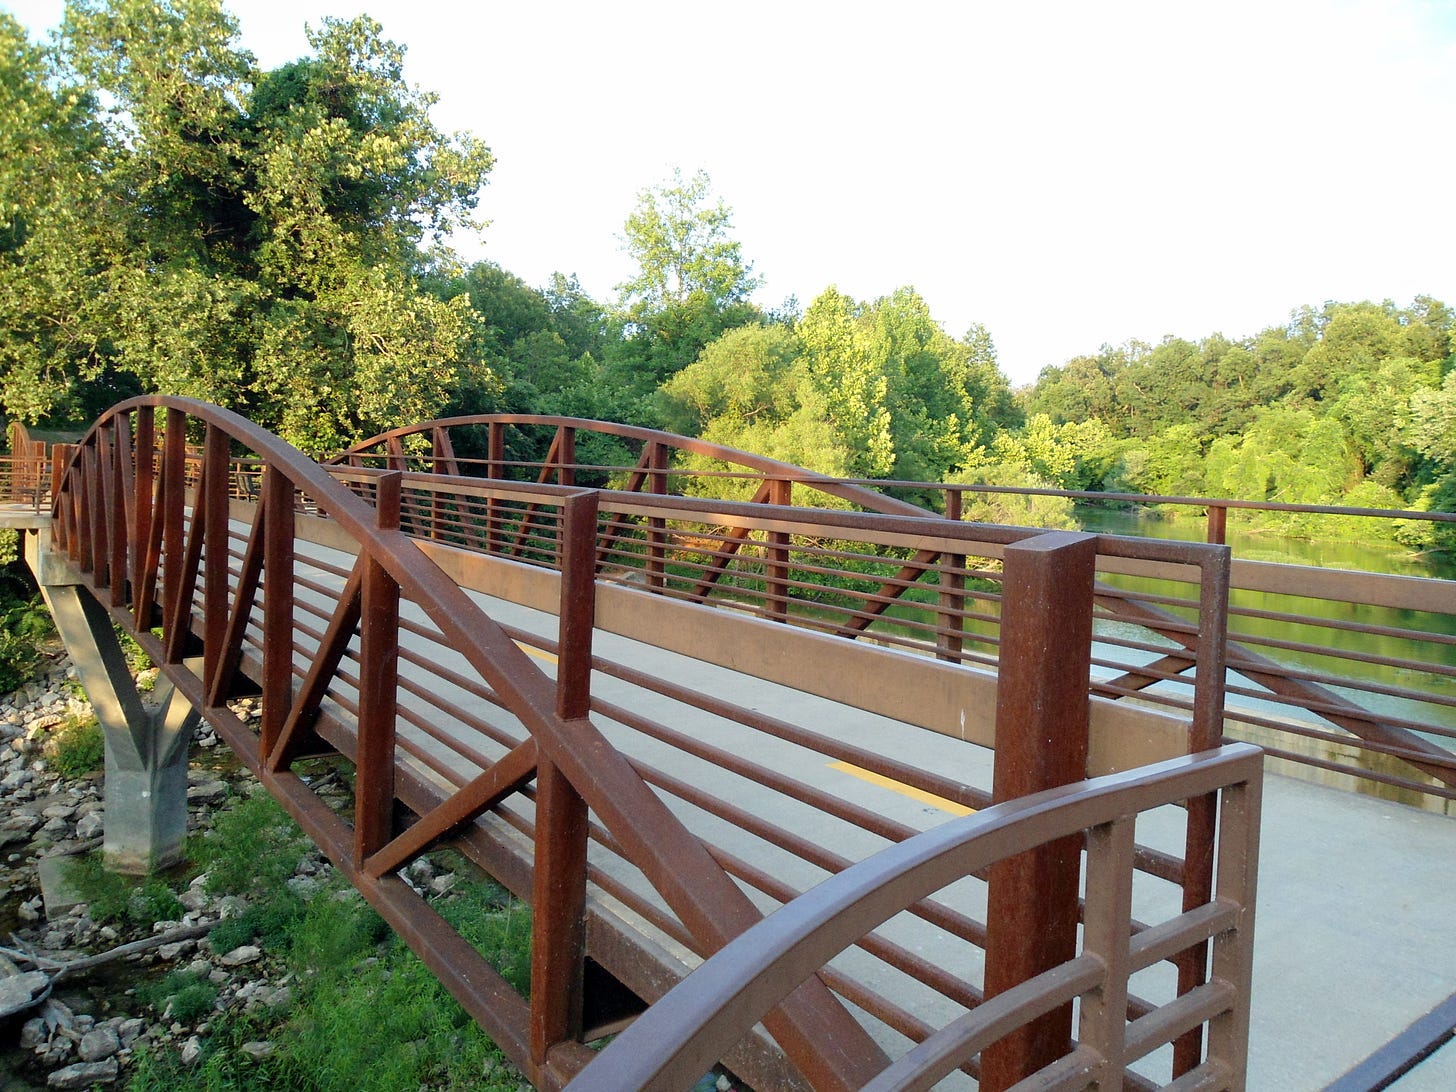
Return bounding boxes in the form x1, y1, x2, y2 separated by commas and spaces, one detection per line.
66, 852, 186, 927
125, 796, 533, 1091
45, 714, 106, 778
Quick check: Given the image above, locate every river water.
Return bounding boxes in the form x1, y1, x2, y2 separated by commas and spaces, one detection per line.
1074, 505, 1456, 739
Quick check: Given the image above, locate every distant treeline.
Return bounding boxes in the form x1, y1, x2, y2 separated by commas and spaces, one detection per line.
1017, 298, 1455, 550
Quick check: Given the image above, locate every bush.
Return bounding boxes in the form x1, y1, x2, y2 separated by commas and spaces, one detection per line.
191, 794, 311, 896
46, 715, 105, 778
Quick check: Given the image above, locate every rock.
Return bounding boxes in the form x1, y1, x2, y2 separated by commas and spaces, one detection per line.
74, 812, 103, 839
185, 781, 229, 806
0, 970, 50, 1014
177, 888, 208, 912
285, 875, 320, 899
47, 1058, 119, 1088
179, 1036, 202, 1065
21, 1016, 49, 1049
215, 895, 248, 919
157, 940, 193, 960
429, 873, 457, 896
116, 1017, 145, 1046
240, 1040, 274, 1061
218, 945, 262, 967
77, 1027, 121, 1062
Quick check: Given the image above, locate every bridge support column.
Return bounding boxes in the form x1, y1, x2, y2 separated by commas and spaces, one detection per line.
26, 532, 198, 874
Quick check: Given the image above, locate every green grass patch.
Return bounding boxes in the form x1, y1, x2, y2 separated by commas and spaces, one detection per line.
46, 714, 106, 778
66, 853, 186, 927
190, 794, 312, 897
138, 969, 220, 1024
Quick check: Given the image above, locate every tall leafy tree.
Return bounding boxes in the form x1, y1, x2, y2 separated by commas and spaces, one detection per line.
2, 1, 495, 455
610, 168, 761, 391
0, 13, 127, 424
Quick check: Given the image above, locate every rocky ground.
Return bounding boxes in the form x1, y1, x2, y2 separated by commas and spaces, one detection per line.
0, 660, 330, 1090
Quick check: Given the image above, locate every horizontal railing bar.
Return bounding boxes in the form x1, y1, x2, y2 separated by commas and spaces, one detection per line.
1124, 979, 1238, 1063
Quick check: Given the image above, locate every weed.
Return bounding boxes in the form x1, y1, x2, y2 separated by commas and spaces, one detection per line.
45, 715, 105, 778
191, 794, 311, 897
139, 969, 219, 1023
208, 891, 307, 956
65, 853, 186, 927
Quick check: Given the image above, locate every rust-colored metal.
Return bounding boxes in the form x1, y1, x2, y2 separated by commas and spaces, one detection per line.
353, 472, 402, 863
202, 426, 231, 690
764, 477, 792, 620
566, 745, 1264, 1091
259, 467, 295, 757
981, 531, 1097, 1092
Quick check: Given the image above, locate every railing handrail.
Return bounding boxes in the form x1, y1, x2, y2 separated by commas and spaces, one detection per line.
335, 414, 1456, 528
569, 742, 1264, 1091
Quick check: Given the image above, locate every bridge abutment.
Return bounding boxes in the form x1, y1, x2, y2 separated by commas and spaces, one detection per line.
25, 530, 197, 874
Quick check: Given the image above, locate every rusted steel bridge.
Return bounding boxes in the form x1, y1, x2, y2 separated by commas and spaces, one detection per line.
3, 398, 1303, 1088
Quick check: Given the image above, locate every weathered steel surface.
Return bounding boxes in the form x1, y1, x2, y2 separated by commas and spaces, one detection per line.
39, 400, 1270, 1088
982, 532, 1097, 1091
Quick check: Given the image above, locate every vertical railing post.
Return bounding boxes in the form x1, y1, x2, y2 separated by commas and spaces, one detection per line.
645, 442, 667, 589
530, 489, 599, 1065
1077, 815, 1135, 1082
50, 446, 71, 551
159, 409, 187, 650
765, 477, 792, 621
260, 467, 295, 760
486, 422, 505, 553
131, 409, 155, 613
1205, 768, 1261, 1080
202, 426, 230, 694
94, 428, 115, 592
82, 440, 103, 577
556, 426, 576, 488
1173, 545, 1232, 1075
1206, 502, 1227, 545
354, 472, 401, 863
981, 530, 1097, 1092
938, 489, 965, 662
430, 427, 448, 541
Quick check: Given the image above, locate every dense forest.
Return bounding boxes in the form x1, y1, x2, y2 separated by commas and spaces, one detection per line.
3, 1, 1453, 554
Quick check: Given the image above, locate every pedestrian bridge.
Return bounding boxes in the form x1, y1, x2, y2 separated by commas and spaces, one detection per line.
1, 396, 1296, 1088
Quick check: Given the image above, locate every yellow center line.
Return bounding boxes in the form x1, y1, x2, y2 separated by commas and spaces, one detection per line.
516, 641, 558, 665
829, 761, 976, 816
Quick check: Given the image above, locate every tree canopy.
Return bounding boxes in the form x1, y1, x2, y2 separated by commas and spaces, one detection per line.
1, 0, 493, 454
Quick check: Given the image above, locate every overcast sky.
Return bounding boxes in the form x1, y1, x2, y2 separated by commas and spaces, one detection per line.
6, 0, 1456, 385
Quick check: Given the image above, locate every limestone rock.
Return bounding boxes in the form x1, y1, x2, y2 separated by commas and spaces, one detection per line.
46, 1058, 119, 1089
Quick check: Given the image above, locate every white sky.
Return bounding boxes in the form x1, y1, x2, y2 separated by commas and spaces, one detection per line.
6, 0, 1456, 385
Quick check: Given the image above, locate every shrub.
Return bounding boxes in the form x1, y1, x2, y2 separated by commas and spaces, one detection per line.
46, 715, 105, 778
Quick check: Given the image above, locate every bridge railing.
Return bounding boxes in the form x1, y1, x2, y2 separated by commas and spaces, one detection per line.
0, 451, 49, 509
333, 415, 1456, 814
43, 399, 1261, 1088
569, 742, 1264, 1092
309, 460, 1233, 1083
51, 398, 941, 1088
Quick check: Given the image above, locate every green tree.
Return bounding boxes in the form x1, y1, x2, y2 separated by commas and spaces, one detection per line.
2, 1, 495, 454
0, 12, 127, 424
610, 168, 761, 392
